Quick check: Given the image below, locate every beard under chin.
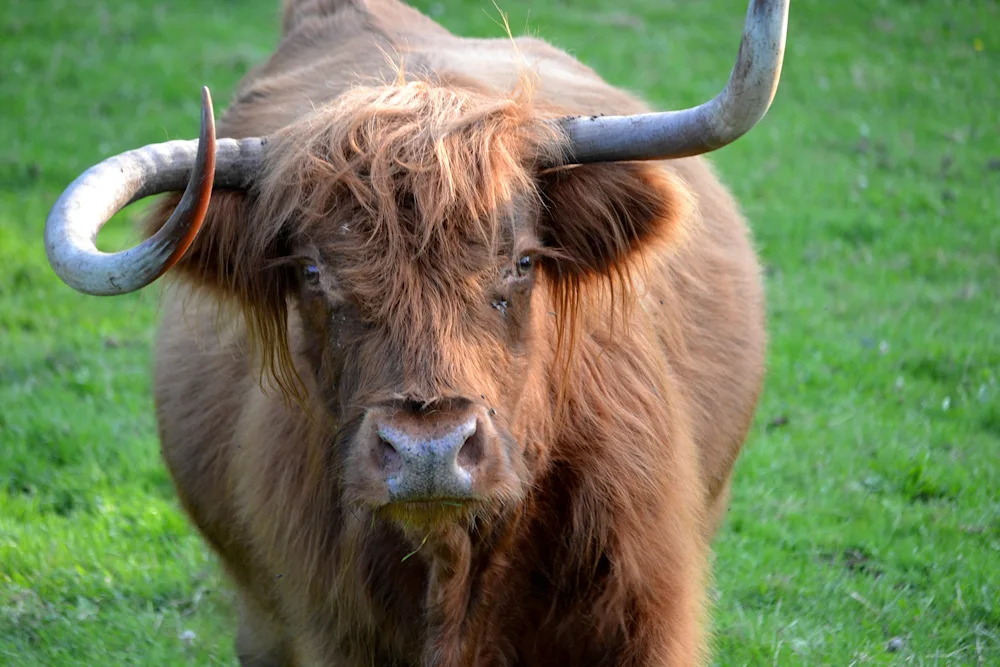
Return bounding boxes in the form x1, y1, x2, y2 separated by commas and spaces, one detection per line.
376, 498, 489, 535
373, 493, 526, 560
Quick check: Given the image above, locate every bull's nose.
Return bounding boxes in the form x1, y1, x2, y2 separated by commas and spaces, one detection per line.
374, 415, 484, 501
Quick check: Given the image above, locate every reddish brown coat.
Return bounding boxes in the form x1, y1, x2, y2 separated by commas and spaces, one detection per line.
147, 1, 766, 665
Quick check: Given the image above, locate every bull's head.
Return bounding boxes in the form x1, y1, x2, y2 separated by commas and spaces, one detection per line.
43, 0, 788, 527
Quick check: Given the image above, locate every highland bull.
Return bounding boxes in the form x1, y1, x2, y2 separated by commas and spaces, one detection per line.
44, 0, 789, 664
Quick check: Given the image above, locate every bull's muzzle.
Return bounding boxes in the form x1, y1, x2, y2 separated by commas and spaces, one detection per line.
360, 400, 503, 503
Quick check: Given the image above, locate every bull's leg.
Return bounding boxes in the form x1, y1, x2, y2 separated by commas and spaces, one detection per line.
234, 592, 297, 667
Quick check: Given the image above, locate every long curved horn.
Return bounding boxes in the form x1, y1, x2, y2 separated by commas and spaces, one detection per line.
44, 87, 266, 296
555, 0, 789, 164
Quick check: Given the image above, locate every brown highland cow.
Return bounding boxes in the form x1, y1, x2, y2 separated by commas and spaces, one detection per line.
44, 0, 790, 664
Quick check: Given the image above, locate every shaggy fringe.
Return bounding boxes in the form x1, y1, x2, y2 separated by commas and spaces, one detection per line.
256, 66, 558, 250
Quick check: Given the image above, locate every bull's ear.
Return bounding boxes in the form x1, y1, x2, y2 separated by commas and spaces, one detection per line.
536, 161, 688, 279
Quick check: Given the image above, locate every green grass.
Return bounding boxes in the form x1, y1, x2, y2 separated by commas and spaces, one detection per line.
1, 0, 998, 664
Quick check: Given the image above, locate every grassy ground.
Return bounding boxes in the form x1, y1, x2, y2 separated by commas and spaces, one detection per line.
1, 0, 998, 664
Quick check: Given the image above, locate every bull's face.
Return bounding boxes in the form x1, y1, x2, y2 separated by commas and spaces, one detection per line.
289, 195, 542, 523
259, 82, 688, 527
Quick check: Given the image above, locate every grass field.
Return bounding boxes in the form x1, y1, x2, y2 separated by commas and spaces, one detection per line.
2, 0, 998, 664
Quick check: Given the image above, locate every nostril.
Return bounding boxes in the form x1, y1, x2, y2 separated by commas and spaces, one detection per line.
376, 435, 402, 473
456, 425, 484, 471
401, 398, 427, 416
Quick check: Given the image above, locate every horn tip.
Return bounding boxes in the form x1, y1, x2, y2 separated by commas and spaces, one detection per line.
198, 86, 216, 142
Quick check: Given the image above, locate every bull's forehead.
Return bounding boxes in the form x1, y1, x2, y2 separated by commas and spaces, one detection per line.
324, 226, 519, 400
321, 193, 532, 322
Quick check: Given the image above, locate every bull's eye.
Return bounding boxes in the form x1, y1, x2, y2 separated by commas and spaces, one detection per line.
302, 263, 320, 287
516, 254, 533, 276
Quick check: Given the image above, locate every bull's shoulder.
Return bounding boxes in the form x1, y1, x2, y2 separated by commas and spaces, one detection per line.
281, 0, 451, 40
223, 0, 659, 136
218, 2, 462, 136
413, 33, 653, 117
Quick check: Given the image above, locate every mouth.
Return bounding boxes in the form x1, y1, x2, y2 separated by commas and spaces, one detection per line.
376, 497, 481, 530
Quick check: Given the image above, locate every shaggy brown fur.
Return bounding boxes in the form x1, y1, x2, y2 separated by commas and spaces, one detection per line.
145, 1, 767, 665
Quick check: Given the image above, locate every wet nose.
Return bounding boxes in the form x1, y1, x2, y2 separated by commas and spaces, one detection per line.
372, 411, 485, 501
